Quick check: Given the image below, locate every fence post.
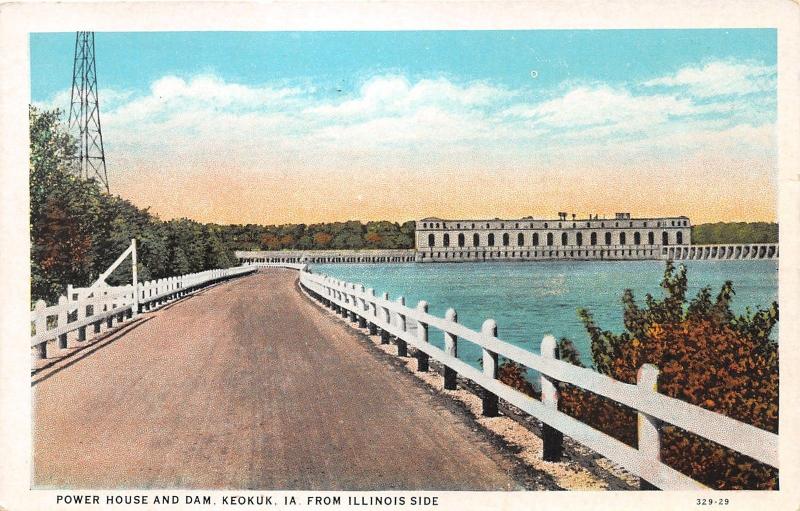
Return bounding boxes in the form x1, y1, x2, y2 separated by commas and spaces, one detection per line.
396, 296, 407, 357
443, 308, 458, 390
367, 289, 378, 335
131, 239, 139, 317
76, 298, 87, 342
357, 285, 367, 328
415, 301, 429, 371
349, 285, 359, 324
637, 363, 661, 490
481, 319, 499, 417
33, 300, 47, 359
380, 292, 391, 344
540, 335, 564, 461
57, 296, 69, 349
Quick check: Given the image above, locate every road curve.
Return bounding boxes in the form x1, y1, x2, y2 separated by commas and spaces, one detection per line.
33, 269, 522, 490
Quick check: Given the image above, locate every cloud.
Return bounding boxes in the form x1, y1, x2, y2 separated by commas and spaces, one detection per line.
501, 85, 695, 128
37, 60, 776, 181
641, 60, 776, 98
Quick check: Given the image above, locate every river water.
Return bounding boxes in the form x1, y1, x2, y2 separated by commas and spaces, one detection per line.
310, 260, 778, 368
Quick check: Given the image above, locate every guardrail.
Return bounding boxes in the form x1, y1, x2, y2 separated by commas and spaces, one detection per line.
31, 266, 256, 360
295, 268, 778, 490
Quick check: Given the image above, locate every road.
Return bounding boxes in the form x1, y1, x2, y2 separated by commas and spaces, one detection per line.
33, 269, 523, 490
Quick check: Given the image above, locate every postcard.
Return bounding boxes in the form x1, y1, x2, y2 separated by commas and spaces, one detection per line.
1, 1, 799, 510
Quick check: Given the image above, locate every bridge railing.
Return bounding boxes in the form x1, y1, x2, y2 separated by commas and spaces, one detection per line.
245, 262, 308, 270
297, 269, 778, 490
31, 265, 256, 360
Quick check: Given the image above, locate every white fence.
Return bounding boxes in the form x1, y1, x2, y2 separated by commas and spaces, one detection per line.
296, 268, 778, 490
31, 266, 256, 359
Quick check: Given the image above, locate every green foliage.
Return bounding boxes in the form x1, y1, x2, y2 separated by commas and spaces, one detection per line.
30, 106, 415, 304
559, 261, 778, 489
692, 222, 777, 245
29, 107, 237, 303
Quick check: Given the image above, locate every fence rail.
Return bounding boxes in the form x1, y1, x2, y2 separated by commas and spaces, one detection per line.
294, 267, 778, 490
31, 265, 256, 359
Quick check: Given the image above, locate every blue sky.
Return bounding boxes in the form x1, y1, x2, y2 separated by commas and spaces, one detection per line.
29, 30, 777, 224
31, 30, 776, 103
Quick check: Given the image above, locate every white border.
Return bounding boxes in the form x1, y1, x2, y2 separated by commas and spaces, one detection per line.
1, 1, 798, 510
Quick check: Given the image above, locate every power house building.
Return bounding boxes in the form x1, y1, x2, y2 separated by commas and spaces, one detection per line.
414, 213, 691, 262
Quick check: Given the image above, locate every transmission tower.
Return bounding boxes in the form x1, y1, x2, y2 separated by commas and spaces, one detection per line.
68, 31, 109, 193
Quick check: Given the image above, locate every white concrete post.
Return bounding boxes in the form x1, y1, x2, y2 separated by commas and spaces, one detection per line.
481, 319, 499, 417
358, 285, 368, 327
396, 296, 408, 356
33, 299, 47, 359
380, 292, 391, 344
540, 335, 564, 460
76, 297, 87, 342
57, 296, 68, 349
415, 301, 429, 371
637, 363, 661, 490
367, 288, 378, 335
131, 239, 139, 316
443, 308, 458, 389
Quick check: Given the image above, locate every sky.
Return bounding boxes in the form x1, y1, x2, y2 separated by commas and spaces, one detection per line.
30, 30, 777, 225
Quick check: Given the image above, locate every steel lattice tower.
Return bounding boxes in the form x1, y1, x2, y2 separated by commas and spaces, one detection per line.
68, 31, 109, 193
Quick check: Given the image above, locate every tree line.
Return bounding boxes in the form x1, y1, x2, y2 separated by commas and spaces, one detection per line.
29, 107, 415, 303
692, 222, 777, 244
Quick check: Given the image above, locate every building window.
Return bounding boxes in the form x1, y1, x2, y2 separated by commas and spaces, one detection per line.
662, 231, 669, 245
572, 222, 576, 228
605, 232, 612, 245
590, 232, 597, 245
677, 231, 683, 244
501, 223, 504, 228
502, 233, 510, 246
436, 223, 440, 228
473, 233, 480, 247
517, 233, 524, 246
648, 231, 654, 245
547, 233, 553, 246
458, 233, 465, 247
533, 233, 539, 245
486, 223, 490, 228
620, 232, 626, 245
472, 223, 475, 228
544, 223, 548, 228
576, 232, 583, 246
423, 223, 427, 228
443, 233, 450, 247
488, 233, 495, 246
634, 232, 641, 245
586, 222, 591, 227
428, 233, 435, 247
561, 232, 568, 245
629, 222, 633, 227
515, 223, 519, 228
456, 223, 460, 229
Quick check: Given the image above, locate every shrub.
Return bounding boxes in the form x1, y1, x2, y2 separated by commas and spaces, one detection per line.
556, 261, 778, 489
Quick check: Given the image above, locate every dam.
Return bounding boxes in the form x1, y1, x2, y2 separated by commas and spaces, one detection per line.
235, 213, 777, 264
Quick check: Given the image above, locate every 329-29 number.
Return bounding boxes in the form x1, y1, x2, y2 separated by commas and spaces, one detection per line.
697, 498, 730, 506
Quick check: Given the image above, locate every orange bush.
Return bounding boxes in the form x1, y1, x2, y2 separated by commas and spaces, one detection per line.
554, 262, 778, 489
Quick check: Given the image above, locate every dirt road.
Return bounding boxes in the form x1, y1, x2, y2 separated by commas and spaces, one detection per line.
33, 269, 524, 490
